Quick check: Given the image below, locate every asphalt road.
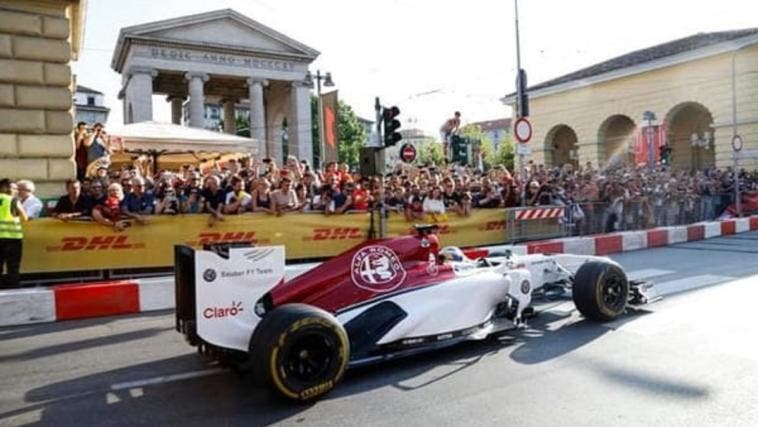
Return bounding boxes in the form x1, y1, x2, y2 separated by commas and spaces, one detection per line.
2, 232, 758, 426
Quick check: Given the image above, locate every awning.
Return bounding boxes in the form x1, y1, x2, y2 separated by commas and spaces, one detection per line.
108, 121, 258, 154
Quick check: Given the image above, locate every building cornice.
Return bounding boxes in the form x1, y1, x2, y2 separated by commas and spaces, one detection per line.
502, 34, 758, 105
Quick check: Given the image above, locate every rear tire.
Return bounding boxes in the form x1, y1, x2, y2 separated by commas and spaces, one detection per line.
572, 261, 629, 322
250, 304, 350, 402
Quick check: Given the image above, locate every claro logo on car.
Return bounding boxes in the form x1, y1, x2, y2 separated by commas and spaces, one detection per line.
350, 245, 407, 293
203, 301, 244, 319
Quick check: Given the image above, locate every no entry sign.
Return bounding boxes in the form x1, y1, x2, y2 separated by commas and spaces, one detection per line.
514, 117, 532, 144
400, 143, 417, 163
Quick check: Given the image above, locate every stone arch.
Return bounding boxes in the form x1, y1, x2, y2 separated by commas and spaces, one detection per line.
597, 114, 636, 168
544, 124, 578, 168
664, 102, 715, 170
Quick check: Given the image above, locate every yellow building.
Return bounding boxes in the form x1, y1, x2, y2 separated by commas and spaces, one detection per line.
503, 29, 758, 171
0, 0, 86, 197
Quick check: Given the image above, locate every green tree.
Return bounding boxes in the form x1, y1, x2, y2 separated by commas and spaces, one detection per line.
417, 140, 445, 166
311, 96, 366, 168
492, 137, 515, 171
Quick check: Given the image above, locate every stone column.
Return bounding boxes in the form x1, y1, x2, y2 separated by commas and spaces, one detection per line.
185, 72, 209, 128
125, 67, 157, 123
290, 81, 313, 163
247, 78, 267, 156
167, 96, 185, 125
222, 98, 237, 134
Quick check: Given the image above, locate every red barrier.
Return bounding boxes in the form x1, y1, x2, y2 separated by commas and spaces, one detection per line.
647, 229, 668, 247
594, 235, 623, 255
527, 241, 564, 254
751, 217, 758, 231
687, 225, 705, 242
54, 281, 139, 320
720, 221, 736, 236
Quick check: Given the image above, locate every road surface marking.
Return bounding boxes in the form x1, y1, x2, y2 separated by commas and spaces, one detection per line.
110, 368, 225, 391
653, 274, 733, 295
627, 268, 674, 281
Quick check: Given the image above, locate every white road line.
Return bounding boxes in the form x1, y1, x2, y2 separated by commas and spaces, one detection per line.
627, 268, 675, 281
110, 368, 225, 391
653, 274, 733, 295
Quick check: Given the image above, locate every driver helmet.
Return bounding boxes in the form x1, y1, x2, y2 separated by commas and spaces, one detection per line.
440, 246, 466, 262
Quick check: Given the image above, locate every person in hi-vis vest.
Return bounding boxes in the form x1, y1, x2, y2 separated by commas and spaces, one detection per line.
0, 178, 27, 288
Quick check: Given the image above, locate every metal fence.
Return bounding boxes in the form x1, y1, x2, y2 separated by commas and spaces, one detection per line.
565, 192, 737, 236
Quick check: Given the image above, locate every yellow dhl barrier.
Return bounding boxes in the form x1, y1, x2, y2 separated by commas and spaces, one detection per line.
20, 209, 507, 274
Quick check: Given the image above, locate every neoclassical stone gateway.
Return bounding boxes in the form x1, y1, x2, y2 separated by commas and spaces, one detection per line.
503, 29, 758, 171
111, 9, 318, 162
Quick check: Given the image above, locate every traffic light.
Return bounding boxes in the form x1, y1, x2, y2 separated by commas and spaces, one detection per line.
382, 106, 402, 147
516, 68, 529, 117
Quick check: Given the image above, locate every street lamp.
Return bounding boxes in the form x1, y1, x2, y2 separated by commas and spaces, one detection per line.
643, 111, 657, 170
690, 131, 712, 170
305, 70, 335, 168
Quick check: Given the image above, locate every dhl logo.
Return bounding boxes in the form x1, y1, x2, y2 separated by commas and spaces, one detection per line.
306, 227, 364, 241
406, 224, 452, 235
46, 235, 144, 252
186, 231, 265, 246
479, 221, 507, 231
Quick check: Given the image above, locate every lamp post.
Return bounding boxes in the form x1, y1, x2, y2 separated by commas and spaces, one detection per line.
305, 70, 335, 169
643, 111, 657, 171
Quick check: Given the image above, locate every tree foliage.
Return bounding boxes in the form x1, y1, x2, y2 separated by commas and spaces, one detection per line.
417, 140, 445, 166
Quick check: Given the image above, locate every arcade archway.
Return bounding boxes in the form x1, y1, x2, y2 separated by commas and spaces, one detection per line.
598, 115, 636, 168
544, 124, 578, 169
665, 102, 715, 170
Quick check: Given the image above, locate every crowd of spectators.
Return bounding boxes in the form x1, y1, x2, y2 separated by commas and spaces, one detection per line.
36, 150, 758, 233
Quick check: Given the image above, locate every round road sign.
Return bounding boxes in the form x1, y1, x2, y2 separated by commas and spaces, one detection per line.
400, 143, 417, 163
732, 135, 743, 152
514, 117, 532, 143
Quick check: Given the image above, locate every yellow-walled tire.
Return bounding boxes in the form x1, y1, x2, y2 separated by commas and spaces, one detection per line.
250, 304, 350, 402
572, 261, 629, 322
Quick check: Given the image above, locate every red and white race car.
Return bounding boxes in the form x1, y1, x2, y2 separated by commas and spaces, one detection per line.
175, 225, 657, 402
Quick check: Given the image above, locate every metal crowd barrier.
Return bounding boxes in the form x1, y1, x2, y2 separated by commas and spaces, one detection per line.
505, 205, 566, 243
565, 192, 736, 236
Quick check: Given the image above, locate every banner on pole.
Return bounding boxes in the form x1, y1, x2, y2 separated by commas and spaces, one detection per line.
321, 91, 339, 163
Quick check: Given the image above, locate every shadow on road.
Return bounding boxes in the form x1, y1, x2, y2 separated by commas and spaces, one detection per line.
0, 310, 174, 341
0, 327, 172, 363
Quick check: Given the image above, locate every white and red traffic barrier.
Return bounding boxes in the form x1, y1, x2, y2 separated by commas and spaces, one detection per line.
515, 207, 565, 220
2, 216, 757, 327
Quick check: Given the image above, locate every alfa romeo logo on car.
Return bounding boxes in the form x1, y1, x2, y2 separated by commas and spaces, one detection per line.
203, 268, 217, 283
351, 245, 406, 293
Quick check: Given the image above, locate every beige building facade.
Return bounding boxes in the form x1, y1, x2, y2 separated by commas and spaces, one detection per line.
0, 0, 86, 197
503, 29, 758, 171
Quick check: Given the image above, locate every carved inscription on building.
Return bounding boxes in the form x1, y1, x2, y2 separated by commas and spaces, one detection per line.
136, 46, 296, 71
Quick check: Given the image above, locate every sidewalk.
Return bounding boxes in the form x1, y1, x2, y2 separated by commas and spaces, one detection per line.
2, 216, 756, 327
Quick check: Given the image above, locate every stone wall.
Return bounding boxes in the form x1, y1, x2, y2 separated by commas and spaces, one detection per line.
0, 2, 79, 197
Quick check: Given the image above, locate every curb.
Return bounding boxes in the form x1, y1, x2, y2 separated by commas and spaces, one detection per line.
2, 216, 756, 327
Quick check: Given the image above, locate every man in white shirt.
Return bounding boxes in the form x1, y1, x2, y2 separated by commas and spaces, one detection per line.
16, 180, 43, 218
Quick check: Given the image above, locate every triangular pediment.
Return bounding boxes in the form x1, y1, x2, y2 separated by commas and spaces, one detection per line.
120, 9, 319, 59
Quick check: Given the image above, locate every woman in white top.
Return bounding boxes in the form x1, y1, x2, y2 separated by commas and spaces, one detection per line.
422, 187, 446, 214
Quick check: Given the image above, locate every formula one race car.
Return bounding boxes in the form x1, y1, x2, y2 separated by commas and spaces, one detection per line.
174, 225, 658, 402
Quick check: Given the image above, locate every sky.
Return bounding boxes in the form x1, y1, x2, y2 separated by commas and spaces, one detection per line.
74, 0, 758, 137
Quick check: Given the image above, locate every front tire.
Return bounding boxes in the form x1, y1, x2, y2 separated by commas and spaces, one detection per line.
250, 304, 350, 402
572, 261, 629, 321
